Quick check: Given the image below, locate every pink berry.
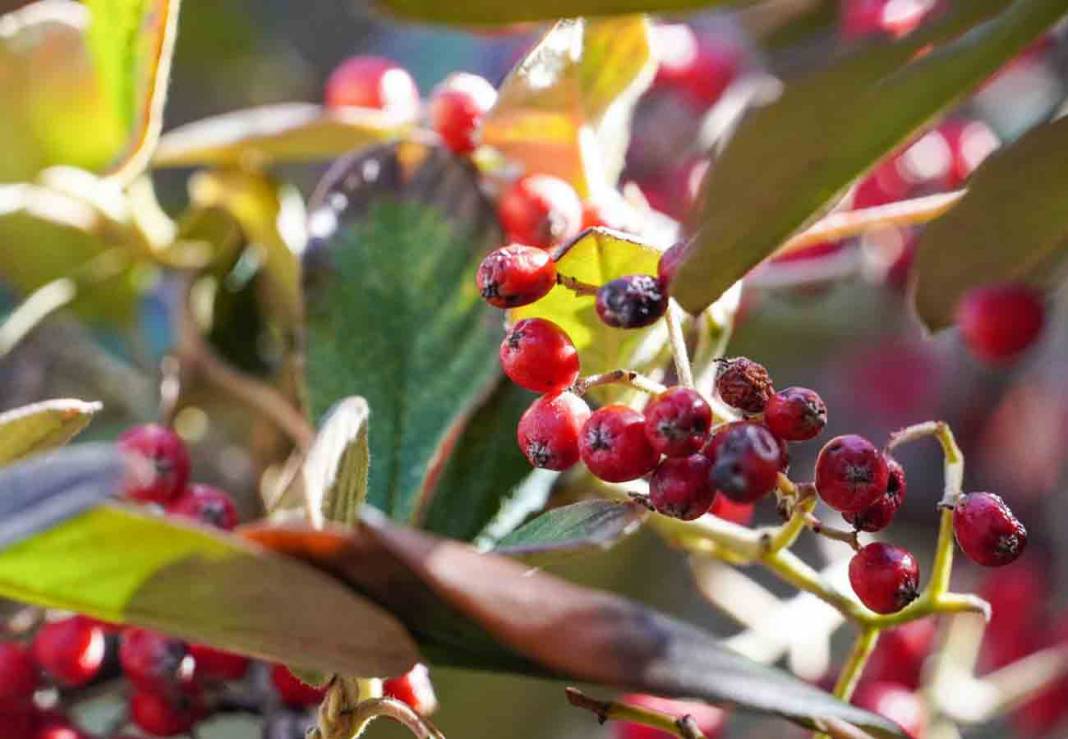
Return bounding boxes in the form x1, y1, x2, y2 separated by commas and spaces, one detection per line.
383, 663, 438, 715
849, 542, 920, 614
117, 424, 190, 503
644, 386, 712, 457
595, 274, 668, 329
844, 456, 907, 532
129, 689, 202, 736
188, 644, 249, 682
852, 682, 926, 739
31, 617, 105, 688
649, 455, 717, 520
429, 73, 496, 155
704, 421, 781, 503
708, 494, 755, 525
477, 245, 557, 309
580, 405, 659, 483
764, 387, 827, 442
324, 56, 419, 118
0, 643, 36, 705
270, 665, 326, 707
119, 628, 193, 693
815, 435, 889, 513
498, 174, 582, 249
499, 318, 580, 394
714, 358, 773, 415
953, 492, 1027, 567
956, 283, 1044, 363
614, 693, 725, 739
167, 484, 239, 530
516, 392, 590, 471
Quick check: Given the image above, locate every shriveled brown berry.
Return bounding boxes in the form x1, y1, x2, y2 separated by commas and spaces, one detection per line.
715, 357, 773, 414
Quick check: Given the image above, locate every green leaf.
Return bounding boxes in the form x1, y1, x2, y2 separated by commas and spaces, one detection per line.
672, 0, 1068, 314
0, 399, 101, 466
153, 103, 410, 169
511, 228, 664, 376
913, 117, 1068, 330
303, 142, 502, 524
372, 0, 748, 25
303, 397, 371, 527
494, 500, 646, 562
482, 17, 654, 196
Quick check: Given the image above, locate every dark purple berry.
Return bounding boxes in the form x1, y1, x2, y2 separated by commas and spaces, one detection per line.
595, 274, 668, 329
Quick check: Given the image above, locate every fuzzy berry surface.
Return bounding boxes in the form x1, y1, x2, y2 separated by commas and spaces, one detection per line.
849, 542, 920, 614
815, 435, 890, 513
324, 56, 419, 118
764, 386, 827, 441
429, 73, 496, 155
130, 689, 202, 736
0, 642, 36, 704
119, 628, 192, 693
498, 174, 582, 248
643, 386, 712, 457
383, 663, 438, 715
516, 392, 590, 471
649, 455, 716, 521
704, 421, 781, 503
852, 682, 926, 739
595, 274, 668, 329
31, 617, 105, 688
271, 665, 326, 707
714, 358, 773, 415
117, 424, 190, 504
953, 492, 1028, 567
477, 245, 557, 309
499, 318, 580, 393
580, 405, 659, 483
167, 484, 239, 531
955, 283, 1044, 363
614, 693, 725, 739
844, 456, 907, 532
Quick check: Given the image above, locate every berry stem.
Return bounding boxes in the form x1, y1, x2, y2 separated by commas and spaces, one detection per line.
831, 627, 879, 701
556, 272, 600, 297
571, 369, 667, 397
315, 678, 443, 739
564, 687, 707, 739
665, 299, 696, 388
803, 513, 862, 551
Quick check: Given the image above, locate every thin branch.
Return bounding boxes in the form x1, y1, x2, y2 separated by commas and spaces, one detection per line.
556, 272, 599, 297
565, 688, 706, 739
571, 369, 668, 397
666, 299, 695, 388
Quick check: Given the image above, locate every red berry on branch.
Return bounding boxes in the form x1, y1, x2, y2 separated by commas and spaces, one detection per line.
324, 56, 419, 118
764, 387, 827, 441
644, 386, 712, 458
0, 643, 37, 705
649, 455, 716, 520
815, 435, 889, 513
852, 682, 926, 739
130, 689, 202, 736
595, 274, 668, 329
477, 245, 557, 309
844, 456, 907, 532
383, 663, 438, 715
516, 392, 590, 471
614, 693, 725, 739
499, 318, 580, 393
953, 492, 1027, 567
714, 358, 773, 415
31, 616, 105, 688
708, 494, 755, 525
498, 174, 582, 248
429, 73, 497, 155
271, 665, 326, 708
188, 644, 249, 682
704, 421, 781, 503
849, 543, 920, 614
0, 703, 34, 739
580, 405, 659, 483
119, 628, 193, 693
955, 283, 1044, 364
117, 424, 190, 504
167, 484, 239, 531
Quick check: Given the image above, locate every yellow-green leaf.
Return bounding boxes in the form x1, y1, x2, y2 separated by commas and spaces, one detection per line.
0, 399, 101, 465
304, 397, 371, 528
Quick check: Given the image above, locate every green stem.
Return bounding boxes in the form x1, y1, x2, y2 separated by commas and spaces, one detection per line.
833, 627, 880, 700
566, 688, 707, 738
665, 299, 695, 388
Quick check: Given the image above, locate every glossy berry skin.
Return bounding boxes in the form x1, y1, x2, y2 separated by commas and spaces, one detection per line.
657, 241, 688, 288
850, 543, 920, 614
477, 245, 556, 309
32, 617, 105, 688
516, 392, 590, 471
167, 484, 238, 530
383, 663, 438, 715
580, 405, 659, 483
595, 274, 668, 329
704, 421, 781, 503
429, 73, 496, 155
815, 435, 889, 513
844, 456, 907, 533
324, 56, 419, 118
119, 628, 192, 693
498, 174, 582, 248
188, 644, 249, 681
644, 386, 712, 457
954, 492, 1027, 567
764, 387, 827, 441
708, 494, 755, 525
714, 358, 773, 415
271, 665, 326, 707
499, 318, 580, 393
0, 643, 36, 704
649, 455, 716, 521
129, 689, 201, 736
117, 424, 190, 504
615, 693, 724, 739
852, 682, 926, 739
955, 284, 1044, 363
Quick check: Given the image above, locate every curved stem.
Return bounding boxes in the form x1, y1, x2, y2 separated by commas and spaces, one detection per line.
556, 273, 599, 297
665, 299, 695, 388
572, 369, 667, 397
833, 628, 880, 701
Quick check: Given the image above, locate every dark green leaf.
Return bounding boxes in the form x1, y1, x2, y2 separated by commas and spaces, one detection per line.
373, 0, 747, 25
672, 0, 1068, 314
494, 500, 647, 562
0, 399, 101, 465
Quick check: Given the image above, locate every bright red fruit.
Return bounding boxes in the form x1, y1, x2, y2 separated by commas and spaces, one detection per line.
498, 174, 582, 248
477, 245, 557, 309
580, 406, 659, 482
849, 543, 920, 614
0, 643, 37, 704
852, 682, 926, 739
129, 689, 202, 736
32, 617, 105, 687
324, 56, 419, 118
714, 357, 773, 415
652, 24, 740, 109
429, 73, 497, 155
516, 392, 590, 471
271, 665, 326, 707
119, 628, 193, 693
953, 492, 1027, 567
33, 712, 92, 739
167, 484, 239, 530
117, 424, 190, 503
188, 644, 249, 682
708, 494, 755, 525
815, 435, 889, 513
704, 421, 781, 503
383, 663, 438, 715
764, 387, 827, 442
614, 693, 724, 739
649, 455, 716, 520
499, 318, 580, 393
844, 456, 907, 532
644, 386, 712, 457
955, 283, 1044, 363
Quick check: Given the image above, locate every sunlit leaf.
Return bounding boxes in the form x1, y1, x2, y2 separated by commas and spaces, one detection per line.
0, 399, 101, 466
494, 500, 646, 562
303, 396, 371, 527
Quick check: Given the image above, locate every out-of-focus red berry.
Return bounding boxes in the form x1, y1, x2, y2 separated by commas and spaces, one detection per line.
383, 663, 438, 715
498, 174, 582, 248
652, 24, 740, 109
118, 628, 193, 693
129, 689, 202, 736
0, 642, 37, 704
188, 644, 249, 682
324, 56, 419, 118
270, 665, 326, 708
167, 484, 239, 530
938, 119, 999, 188
865, 618, 937, 689
32, 711, 92, 739
32, 616, 105, 688
117, 424, 190, 504
429, 73, 497, 155
955, 283, 1044, 364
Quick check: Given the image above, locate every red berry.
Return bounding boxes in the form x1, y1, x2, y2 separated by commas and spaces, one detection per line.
865, 619, 937, 689
849, 543, 920, 614
477, 245, 557, 309
119, 628, 193, 693
852, 682, 926, 739
33, 711, 92, 739
499, 318, 580, 393
270, 665, 326, 707
383, 663, 438, 715
649, 455, 716, 520
764, 387, 827, 442
708, 494, 755, 525
595, 274, 668, 329
939, 118, 999, 188
815, 435, 889, 513
614, 693, 725, 739
704, 421, 781, 503
188, 644, 249, 682
652, 24, 740, 108
644, 386, 712, 457
844, 456, 907, 532
129, 689, 202, 736
657, 241, 688, 288
0, 704, 35, 739
429, 73, 496, 155
955, 283, 1044, 363
117, 424, 190, 504
166, 484, 239, 530
498, 174, 582, 248
580, 406, 659, 483
32, 616, 105, 688
714, 358, 773, 415
0, 643, 37, 704
324, 56, 419, 118
953, 492, 1027, 567
516, 392, 590, 471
